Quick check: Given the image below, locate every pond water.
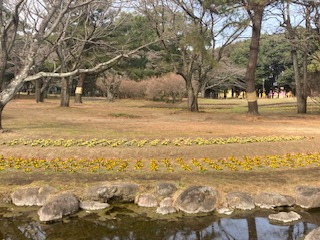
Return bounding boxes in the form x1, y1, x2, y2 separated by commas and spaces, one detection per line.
0, 204, 319, 240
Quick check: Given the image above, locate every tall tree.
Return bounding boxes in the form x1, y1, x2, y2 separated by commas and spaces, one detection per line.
0, 0, 159, 131
52, 1, 124, 106
280, 0, 318, 113
240, 0, 276, 114
139, 0, 246, 111
229, 34, 293, 93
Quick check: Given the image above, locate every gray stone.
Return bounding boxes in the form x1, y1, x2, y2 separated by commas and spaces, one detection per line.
156, 206, 178, 215
85, 183, 139, 203
226, 192, 255, 210
159, 197, 174, 207
217, 207, 234, 215
11, 186, 56, 206
174, 186, 218, 214
304, 227, 320, 240
155, 183, 177, 197
156, 197, 177, 215
80, 201, 110, 211
295, 186, 320, 209
254, 192, 295, 209
268, 211, 301, 223
37, 193, 79, 222
136, 193, 158, 207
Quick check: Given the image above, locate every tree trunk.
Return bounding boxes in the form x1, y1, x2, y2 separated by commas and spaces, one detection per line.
60, 77, 70, 107
107, 89, 115, 102
187, 86, 199, 112
247, 217, 258, 240
74, 73, 86, 104
35, 79, 44, 103
0, 104, 4, 130
290, 39, 306, 114
245, 6, 264, 115
285, 1, 307, 113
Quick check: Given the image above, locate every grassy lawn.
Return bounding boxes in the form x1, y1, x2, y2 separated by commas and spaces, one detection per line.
0, 96, 320, 198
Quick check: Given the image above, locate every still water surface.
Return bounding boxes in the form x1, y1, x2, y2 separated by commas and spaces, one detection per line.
0, 205, 319, 240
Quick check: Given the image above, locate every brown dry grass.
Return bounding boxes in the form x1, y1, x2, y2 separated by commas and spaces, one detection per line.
1, 96, 320, 199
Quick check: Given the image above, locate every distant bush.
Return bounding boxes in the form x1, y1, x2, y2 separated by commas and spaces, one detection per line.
145, 73, 186, 102
118, 73, 186, 102
118, 79, 147, 99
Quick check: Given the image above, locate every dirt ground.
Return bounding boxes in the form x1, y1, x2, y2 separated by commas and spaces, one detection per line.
1, 97, 320, 200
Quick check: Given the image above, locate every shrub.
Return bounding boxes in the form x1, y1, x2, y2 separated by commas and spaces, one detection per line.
118, 79, 147, 99
145, 73, 186, 102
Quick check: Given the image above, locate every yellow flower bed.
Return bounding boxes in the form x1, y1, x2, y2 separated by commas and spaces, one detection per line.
0, 152, 319, 173
0, 136, 307, 148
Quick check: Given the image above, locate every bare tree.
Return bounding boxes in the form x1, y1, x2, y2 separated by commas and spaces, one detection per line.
95, 70, 122, 101
280, 0, 319, 113
202, 62, 246, 98
52, 1, 124, 106
0, 0, 159, 131
139, 0, 247, 111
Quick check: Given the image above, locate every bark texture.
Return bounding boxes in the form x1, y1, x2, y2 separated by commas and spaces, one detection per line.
244, 3, 264, 115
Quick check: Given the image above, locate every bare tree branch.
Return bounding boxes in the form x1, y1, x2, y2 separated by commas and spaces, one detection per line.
24, 39, 160, 81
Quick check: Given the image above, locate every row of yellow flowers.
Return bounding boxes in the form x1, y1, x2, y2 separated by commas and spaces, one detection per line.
1, 136, 306, 148
0, 152, 319, 173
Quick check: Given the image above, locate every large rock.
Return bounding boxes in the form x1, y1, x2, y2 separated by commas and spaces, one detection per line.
268, 211, 301, 223
136, 193, 158, 207
37, 193, 79, 222
11, 186, 56, 206
304, 227, 320, 240
156, 206, 178, 215
174, 186, 218, 214
85, 183, 139, 203
217, 207, 234, 215
226, 192, 255, 210
80, 201, 110, 211
253, 192, 295, 209
156, 197, 178, 215
295, 186, 320, 209
159, 197, 174, 208
155, 183, 177, 197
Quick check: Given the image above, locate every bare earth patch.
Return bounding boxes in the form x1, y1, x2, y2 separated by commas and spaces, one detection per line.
1, 97, 320, 199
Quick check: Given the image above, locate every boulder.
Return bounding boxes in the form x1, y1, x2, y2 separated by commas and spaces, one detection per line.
174, 186, 218, 214
159, 197, 174, 207
268, 211, 301, 223
156, 206, 178, 215
295, 186, 320, 209
156, 197, 178, 215
11, 186, 56, 206
85, 183, 139, 203
226, 192, 255, 210
253, 192, 295, 209
217, 207, 234, 215
304, 227, 320, 240
155, 183, 177, 197
80, 201, 110, 211
37, 193, 79, 222
136, 193, 158, 207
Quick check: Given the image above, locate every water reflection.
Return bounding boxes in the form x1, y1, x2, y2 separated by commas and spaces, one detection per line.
0, 206, 318, 240
18, 222, 46, 240
212, 218, 317, 240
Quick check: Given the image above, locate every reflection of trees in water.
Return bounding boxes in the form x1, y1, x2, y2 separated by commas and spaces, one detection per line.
213, 217, 318, 240
18, 222, 46, 240
0, 209, 319, 239
0, 218, 45, 240
0, 219, 20, 240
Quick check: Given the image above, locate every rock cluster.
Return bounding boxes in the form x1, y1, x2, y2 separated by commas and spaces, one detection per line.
7, 183, 320, 228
